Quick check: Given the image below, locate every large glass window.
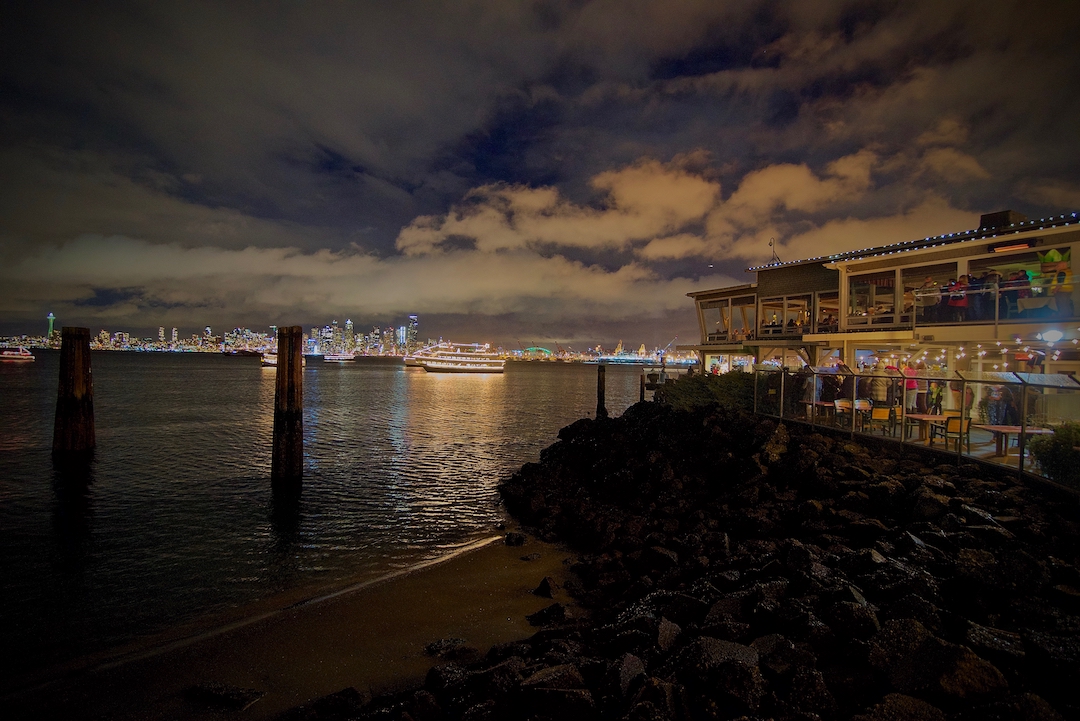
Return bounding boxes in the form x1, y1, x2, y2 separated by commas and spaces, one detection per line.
785, 295, 812, 333
760, 298, 784, 335
732, 295, 756, 340
971, 248, 1077, 320
816, 292, 839, 332
848, 271, 897, 325
902, 262, 956, 325
701, 300, 727, 342
760, 295, 813, 336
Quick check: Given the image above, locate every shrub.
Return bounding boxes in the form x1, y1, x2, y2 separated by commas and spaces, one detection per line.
1028, 421, 1080, 489
654, 370, 754, 412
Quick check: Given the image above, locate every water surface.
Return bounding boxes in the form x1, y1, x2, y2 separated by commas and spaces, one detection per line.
0, 353, 642, 679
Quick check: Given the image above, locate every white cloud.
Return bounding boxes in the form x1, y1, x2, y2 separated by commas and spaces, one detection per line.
397, 158, 720, 255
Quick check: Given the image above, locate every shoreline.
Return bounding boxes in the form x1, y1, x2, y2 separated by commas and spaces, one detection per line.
5, 530, 577, 719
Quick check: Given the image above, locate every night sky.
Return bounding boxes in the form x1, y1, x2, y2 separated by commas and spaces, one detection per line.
2, 1, 1078, 347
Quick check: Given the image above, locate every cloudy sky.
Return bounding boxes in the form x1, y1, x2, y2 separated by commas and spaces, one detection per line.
2, 0, 1078, 347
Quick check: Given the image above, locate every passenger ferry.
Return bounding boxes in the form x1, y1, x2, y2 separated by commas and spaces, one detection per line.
323, 352, 355, 362
0, 347, 35, 362
413, 342, 505, 373
260, 353, 306, 367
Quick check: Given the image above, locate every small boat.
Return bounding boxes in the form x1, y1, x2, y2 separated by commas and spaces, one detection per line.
0, 347, 35, 362
416, 342, 505, 373
223, 349, 262, 357
261, 353, 306, 367
323, 352, 355, 362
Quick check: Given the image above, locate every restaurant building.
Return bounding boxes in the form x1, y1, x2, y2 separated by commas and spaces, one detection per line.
682, 210, 1080, 476
684, 210, 1080, 377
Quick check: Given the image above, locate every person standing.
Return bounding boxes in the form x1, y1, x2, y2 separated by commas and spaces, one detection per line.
946, 277, 968, 322
918, 276, 940, 323
902, 362, 918, 412
870, 359, 889, 405
915, 362, 929, 412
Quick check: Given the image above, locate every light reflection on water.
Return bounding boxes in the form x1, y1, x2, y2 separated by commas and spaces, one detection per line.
0, 353, 642, 678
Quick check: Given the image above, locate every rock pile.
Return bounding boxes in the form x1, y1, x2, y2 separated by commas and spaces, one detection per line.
291, 402, 1080, 720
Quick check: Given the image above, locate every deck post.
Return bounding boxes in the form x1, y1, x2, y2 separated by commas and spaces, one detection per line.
640, 371, 646, 403
272, 326, 303, 490
596, 363, 608, 419
53, 327, 95, 455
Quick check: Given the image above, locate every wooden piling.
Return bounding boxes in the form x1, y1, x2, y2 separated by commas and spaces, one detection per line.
596, 363, 608, 419
272, 326, 303, 489
640, 371, 646, 403
53, 327, 95, 455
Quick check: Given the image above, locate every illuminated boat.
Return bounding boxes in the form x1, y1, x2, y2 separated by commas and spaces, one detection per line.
0, 347, 35, 362
261, 353, 306, 367
323, 352, 356, 362
417, 343, 505, 373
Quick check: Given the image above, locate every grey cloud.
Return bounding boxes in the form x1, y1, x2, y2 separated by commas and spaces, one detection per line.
1, 0, 1079, 343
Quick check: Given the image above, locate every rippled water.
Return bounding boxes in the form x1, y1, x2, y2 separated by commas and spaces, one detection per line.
0, 352, 643, 679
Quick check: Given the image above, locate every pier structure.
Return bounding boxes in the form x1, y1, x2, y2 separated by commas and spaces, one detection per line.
53, 327, 95, 455
272, 325, 304, 490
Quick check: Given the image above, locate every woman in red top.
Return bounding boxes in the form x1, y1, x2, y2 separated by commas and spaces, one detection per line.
946, 277, 968, 322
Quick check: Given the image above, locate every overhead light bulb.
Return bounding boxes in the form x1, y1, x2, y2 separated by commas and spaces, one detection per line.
1042, 330, 1064, 343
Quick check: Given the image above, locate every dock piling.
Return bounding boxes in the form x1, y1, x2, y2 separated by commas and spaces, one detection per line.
596, 363, 608, 419
272, 326, 303, 490
53, 327, 95, 456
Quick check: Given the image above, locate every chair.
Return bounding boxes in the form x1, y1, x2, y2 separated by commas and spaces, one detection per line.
930, 417, 971, 451
834, 399, 852, 427
868, 406, 896, 436
854, 399, 872, 430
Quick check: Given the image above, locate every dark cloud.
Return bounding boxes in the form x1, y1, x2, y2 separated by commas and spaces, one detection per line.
1, 0, 1079, 345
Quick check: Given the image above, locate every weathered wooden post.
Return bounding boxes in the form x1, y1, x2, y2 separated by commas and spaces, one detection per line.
272, 326, 303, 490
596, 363, 608, 418
53, 327, 95, 456
640, 371, 646, 403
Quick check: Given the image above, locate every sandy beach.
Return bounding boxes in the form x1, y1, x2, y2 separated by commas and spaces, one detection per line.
5, 532, 575, 720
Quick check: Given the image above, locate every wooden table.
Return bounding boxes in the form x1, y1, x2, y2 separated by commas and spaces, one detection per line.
903, 413, 949, 441
971, 425, 1054, 457
802, 400, 836, 422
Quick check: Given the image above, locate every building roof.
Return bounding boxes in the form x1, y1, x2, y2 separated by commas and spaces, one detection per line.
686, 282, 756, 300
745, 211, 1079, 273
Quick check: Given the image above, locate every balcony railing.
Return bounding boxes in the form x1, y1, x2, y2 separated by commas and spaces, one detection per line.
846, 277, 1075, 331
753, 364, 1080, 486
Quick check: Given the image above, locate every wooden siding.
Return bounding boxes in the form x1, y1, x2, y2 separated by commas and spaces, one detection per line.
757, 263, 838, 297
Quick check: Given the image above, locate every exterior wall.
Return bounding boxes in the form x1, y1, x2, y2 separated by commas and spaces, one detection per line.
757, 263, 839, 297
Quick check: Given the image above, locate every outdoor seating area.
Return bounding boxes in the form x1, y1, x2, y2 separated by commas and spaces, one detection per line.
756, 365, 1080, 482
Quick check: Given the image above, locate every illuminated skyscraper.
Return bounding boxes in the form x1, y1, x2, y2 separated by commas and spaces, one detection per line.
47, 312, 56, 338
171, 327, 178, 343
158, 327, 165, 342
406, 315, 418, 353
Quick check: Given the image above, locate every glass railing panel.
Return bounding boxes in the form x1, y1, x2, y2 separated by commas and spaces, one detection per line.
754, 367, 783, 417
962, 379, 1027, 470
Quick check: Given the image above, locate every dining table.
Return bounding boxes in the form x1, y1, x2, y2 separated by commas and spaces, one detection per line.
971, 424, 1054, 458
902, 413, 949, 442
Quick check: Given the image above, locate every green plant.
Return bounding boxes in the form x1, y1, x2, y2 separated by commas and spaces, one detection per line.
1028, 421, 1080, 488
654, 370, 755, 412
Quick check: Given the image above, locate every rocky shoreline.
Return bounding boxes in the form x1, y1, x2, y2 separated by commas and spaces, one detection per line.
286, 401, 1079, 720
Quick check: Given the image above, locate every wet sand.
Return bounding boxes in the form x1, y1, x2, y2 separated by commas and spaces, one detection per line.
5, 533, 575, 720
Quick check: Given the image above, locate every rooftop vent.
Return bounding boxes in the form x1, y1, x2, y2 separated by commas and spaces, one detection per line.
980, 210, 1028, 230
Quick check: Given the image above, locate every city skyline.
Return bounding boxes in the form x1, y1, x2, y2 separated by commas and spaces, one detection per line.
5, 312, 681, 356
2, 2, 1079, 347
